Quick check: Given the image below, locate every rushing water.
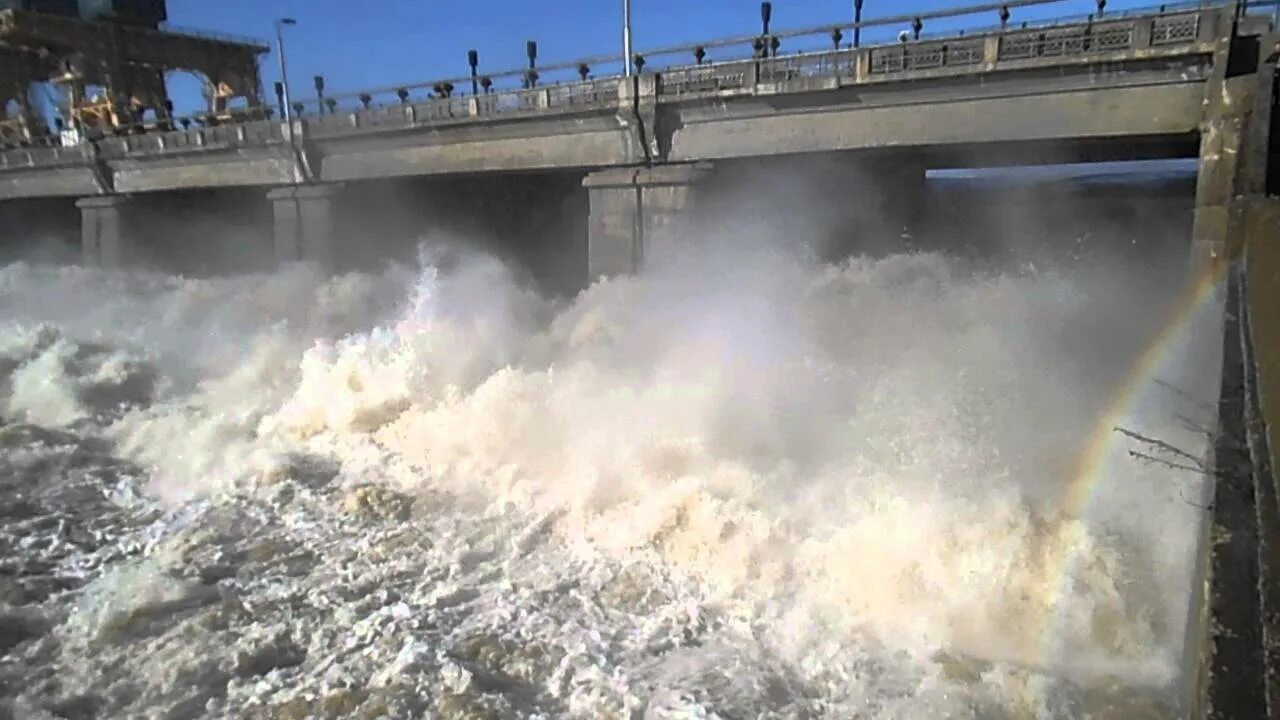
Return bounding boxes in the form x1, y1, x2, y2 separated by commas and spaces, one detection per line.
0, 224, 1219, 719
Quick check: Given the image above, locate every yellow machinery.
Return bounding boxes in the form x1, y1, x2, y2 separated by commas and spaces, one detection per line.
0, 5, 268, 141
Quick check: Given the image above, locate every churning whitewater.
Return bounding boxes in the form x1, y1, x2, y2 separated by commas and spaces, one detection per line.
0, 234, 1215, 719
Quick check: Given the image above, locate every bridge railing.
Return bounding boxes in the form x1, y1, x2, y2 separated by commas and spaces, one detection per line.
305, 77, 619, 138
0, 143, 88, 170
656, 3, 1223, 100
308, 2, 1222, 114
93, 119, 284, 159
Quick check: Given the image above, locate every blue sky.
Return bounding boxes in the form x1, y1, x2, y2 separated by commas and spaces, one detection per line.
164, 0, 1167, 113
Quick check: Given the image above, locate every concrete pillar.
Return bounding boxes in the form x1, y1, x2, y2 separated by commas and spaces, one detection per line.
1190, 38, 1271, 274
582, 163, 710, 277
1189, 30, 1279, 720
76, 195, 137, 269
266, 184, 343, 270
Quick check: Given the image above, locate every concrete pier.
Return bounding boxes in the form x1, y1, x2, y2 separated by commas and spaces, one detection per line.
267, 184, 343, 270
77, 195, 137, 269
583, 163, 710, 277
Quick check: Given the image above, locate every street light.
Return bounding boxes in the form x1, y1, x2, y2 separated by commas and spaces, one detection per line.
854, 0, 864, 48
275, 17, 298, 175
623, 0, 633, 77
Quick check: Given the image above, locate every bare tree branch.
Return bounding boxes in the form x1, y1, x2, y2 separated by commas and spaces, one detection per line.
1127, 449, 1211, 476
1154, 377, 1216, 413
1114, 426, 1206, 467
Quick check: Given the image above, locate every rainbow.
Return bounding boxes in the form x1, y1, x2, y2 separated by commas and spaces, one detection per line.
1037, 258, 1229, 662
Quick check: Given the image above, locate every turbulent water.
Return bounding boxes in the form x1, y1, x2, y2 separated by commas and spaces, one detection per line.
0, 231, 1220, 719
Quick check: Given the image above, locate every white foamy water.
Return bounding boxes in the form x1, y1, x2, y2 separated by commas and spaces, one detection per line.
0, 234, 1217, 719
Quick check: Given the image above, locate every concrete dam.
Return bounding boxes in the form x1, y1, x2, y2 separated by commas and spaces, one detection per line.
0, 1, 1278, 718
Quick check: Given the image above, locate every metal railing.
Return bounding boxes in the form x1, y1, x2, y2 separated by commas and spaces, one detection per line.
154, 22, 271, 51
304, 77, 619, 138
658, 3, 1224, 99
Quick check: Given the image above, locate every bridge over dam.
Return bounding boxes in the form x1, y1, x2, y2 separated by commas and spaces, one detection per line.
0, 1, 1270, 273
0, 0, 1279, 716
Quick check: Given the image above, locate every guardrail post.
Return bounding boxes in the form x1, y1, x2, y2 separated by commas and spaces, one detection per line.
983, 35, 1001, 65
854, 48, 871, 82
1198, 8, 1222, 44
1133, 17, 1154, 49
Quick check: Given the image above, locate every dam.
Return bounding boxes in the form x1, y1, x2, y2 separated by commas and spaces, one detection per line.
0, 1, 1278, 718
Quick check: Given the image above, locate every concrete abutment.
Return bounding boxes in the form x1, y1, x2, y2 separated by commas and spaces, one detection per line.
1190, 28, 1280, 720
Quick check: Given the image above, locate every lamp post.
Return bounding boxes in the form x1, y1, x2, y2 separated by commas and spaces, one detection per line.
275, 17, 298, 172
468, 49, 479, 96
854, 0, 864, 48
623, 0, 634, 77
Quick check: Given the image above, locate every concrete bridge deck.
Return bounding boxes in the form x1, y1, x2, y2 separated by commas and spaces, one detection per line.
0, 3, 1246, 198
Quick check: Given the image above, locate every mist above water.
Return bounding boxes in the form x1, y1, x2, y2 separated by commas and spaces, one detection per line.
0, 202, 1217, 716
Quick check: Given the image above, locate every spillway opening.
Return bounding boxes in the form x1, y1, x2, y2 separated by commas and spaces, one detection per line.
0, 157, 1224, 719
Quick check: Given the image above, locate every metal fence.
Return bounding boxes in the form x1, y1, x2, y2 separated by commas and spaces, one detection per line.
306, 78, 618, 138
655, 3, 1219, 95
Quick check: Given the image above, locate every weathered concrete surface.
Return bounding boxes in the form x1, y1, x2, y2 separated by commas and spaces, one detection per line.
0, 167, 103, 199
667, 82, 1205, 162
319, 124, 630, 182
267, 184, 343, 270
583, 163, 710, 278
110, 152, 297, 193
1244, 196, 1280, 719
1187, 26, 1280, 718
76, 195, 136, 269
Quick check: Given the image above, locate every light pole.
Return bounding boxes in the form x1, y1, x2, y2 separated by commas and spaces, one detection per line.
623, 0, 633, 77
275, 17, 298, 170
854, 0, 864, 48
